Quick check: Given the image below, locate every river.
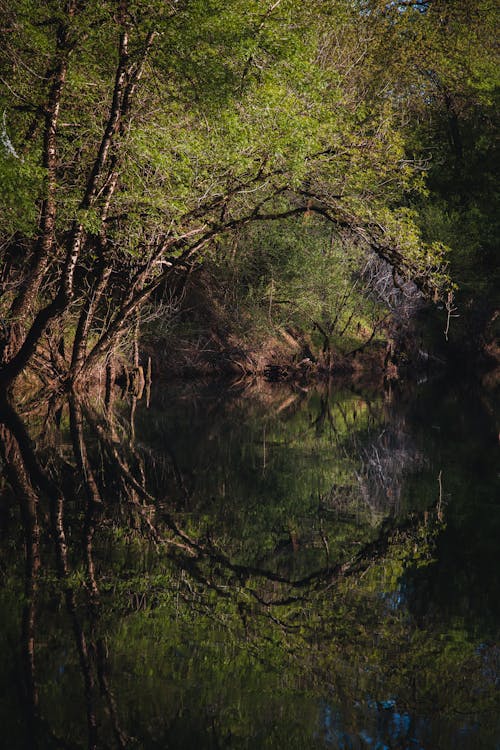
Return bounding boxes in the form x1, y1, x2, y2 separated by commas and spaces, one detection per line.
0, 376, 498, 749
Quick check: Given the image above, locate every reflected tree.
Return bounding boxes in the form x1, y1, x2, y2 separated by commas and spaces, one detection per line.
0, 384, 497, 749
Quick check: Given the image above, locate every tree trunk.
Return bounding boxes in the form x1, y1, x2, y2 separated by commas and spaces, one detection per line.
8, 8, 77, 330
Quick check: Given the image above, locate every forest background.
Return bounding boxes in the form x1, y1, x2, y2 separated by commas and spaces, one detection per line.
0, 0, 498, 393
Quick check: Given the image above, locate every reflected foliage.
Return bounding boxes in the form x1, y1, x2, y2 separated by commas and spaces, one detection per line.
0, 379, 499, 748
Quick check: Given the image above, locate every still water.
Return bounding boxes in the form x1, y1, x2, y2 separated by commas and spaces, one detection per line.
0, 377, 498, 749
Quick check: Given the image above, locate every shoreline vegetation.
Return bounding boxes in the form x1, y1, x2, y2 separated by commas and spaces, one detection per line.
0, 0, 498, 401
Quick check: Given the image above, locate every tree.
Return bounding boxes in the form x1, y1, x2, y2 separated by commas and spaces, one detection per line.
0, 0, 453, 391
356, 0, 499, 352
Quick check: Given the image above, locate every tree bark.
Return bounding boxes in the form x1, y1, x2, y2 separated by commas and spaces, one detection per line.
8, 5, 77, 328
70, 257, 113, 382
0, 27, 135, 388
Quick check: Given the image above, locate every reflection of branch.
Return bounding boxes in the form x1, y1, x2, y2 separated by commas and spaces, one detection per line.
0, 401, 101, 746
77, 397, 436, 619
0, 396, 129, 749
75, 396, 436, 616
51, 493, 99, 749
69, 398, 129, 748
95, 638, 128, 749
82, 401, 197, 554
69, 397, 102, 599
141, 441, 192, 505
0, 421, 40, 743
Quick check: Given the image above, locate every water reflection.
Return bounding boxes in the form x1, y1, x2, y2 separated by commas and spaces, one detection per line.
0, 379, 498, 749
